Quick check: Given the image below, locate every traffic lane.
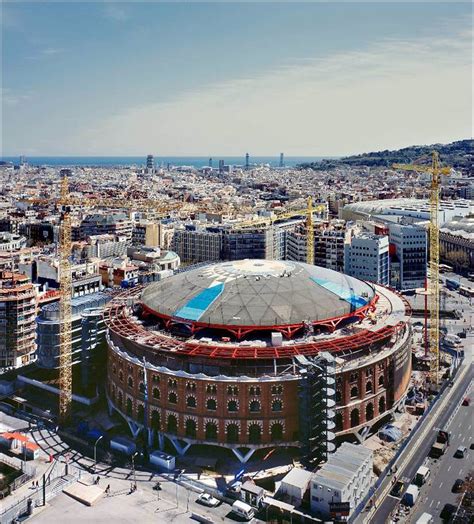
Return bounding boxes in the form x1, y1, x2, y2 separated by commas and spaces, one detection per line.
411, 401, 473, 522
369, 365, 472, 522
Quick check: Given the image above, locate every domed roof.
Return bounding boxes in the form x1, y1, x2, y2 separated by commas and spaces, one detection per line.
141, 259, 375, 329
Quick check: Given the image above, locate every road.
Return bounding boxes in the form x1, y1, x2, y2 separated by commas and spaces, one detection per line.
409, 389, 473, 523
356, 359, 473, 524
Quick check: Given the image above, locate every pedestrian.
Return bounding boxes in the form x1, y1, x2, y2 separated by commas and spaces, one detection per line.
105, 484, 110, 495
95, 476, 100, 485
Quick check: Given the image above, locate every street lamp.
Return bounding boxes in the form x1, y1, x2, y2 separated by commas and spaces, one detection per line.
131, 451, 138, 489
93, 435, 103, 473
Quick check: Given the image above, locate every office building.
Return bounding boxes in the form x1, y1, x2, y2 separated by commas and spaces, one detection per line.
344, 230, 390, 285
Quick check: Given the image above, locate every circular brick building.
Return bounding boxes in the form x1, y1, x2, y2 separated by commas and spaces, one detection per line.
104, 260, 412, 462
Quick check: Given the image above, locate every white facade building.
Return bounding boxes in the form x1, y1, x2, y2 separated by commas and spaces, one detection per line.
310, 442, 373, 518
344, 231, 389, 285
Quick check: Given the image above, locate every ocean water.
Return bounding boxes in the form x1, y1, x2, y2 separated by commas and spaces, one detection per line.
0, 156, 334, 168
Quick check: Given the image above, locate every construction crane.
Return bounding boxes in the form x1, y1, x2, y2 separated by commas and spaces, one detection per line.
232, 197, 326, 265
393, 151, 451, 385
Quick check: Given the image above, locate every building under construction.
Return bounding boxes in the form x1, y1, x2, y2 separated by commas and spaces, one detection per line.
0, 271, 37, 369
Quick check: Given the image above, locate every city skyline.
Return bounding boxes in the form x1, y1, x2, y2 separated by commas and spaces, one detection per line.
1, 1, 472, 156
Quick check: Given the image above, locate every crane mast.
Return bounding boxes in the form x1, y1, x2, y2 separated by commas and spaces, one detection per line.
393, 151, 451, 385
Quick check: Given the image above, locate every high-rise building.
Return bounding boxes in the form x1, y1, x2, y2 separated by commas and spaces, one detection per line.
0, 271, 37, 369
146, 154, 154, 173
279, 153, 284, 168
344, 231, 390, 285
388, 222, 427, 290
245, 152, 250, 169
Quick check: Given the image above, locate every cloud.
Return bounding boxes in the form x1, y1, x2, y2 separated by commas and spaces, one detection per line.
72, 25, 471, 156
1, 88, 32, 107
103, 2, 129, 21
25, 47, 64, 60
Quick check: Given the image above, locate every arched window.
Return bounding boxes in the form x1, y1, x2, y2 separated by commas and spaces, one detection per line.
271, 400, 283, 412
226, 423, 239, 443
250, 400, 261, 413
126, 398, 133, 416
168, 391, 177, 404
206, 398, 217, 411
366, 402, 374, 421
205, 422, 218, 440
186, 382, 196, 391
168, 378, 177, 388
350, 409, 360, 428
335, 412, 343, 431
152, 374, 160, 383
119, 371, 123, 382
206, 384, 217, 394
366, 381, 373, 394
185, 419, 196, 438
167, 414, 177, 434
227, 385, 238, 395
378, 375, 384, 387
139, 382, 145, 394
271, 385, 283, 395
152, 387, 160, 400
137, 404, 145, 422
350, 386, 358, 399
118, 391, 123, 408
379, 396, 386, 413
248, 423, 261, 444
127, 376, 134, 389
350, 372, 358, 383
335, 390, 342, 403
186, 396, 196, 408
271, 423, 283, 442
151, 410, 160, 430
227, 400, 238, 412
255, 387, 261, 396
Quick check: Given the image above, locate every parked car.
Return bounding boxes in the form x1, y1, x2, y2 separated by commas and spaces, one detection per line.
440, 503, 456, 521
462, 397, 471, 406
454, 446, 467, 458
197, 493, 220, 507
452, 479, 464, 493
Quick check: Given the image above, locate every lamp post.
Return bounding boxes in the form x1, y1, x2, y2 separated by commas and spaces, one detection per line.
93, 435, 103, 473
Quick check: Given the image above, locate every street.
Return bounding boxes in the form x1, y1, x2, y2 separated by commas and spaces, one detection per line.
410, 391, 473, 523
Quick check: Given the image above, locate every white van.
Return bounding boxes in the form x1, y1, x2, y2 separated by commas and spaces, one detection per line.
415, 466, 431, 486
231, 500, 255, 520
416, 512, 434, 524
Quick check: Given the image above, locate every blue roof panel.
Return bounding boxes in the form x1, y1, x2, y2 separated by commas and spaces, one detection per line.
174, 283, 225, 321
310, 277, 368, 309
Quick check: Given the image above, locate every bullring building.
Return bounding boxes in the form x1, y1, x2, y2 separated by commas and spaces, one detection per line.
104, 259, 412, 463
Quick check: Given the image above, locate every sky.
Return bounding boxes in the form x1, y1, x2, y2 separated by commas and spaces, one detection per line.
1, 1, 472, 157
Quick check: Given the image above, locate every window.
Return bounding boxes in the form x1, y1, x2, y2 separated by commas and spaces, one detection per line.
226, 423, 239, 443
227, 400, 238, 412
152, 387, 160, 399
152, 374, 160, 383
378, 375, 384, 387
205, 422, 218, 440
271, 385, 283, 395
350, 409, 360, 428
271, 423, 283, 441
249, 386, 261, 396
206, 384, 217, 394
167, 414, 177, 434
126, 398, 133, 416
336, 390, 342, 403
350, 386, 358, 399
137, 404, 145, 422
119, 371, 123, 382
248, 423, 261, 444
379, 396, 386, 413
350, 372, 358, 383
227, 385, 238, 395
366, 403, 374, 421
186, 396, 196, 408
271, 400, 283, 412
206, 398, 217, 411
168, 391, 177, 404
249, 400, 261, 413
139, 382, 145, 394
112, 365, 116, 375
168, 378, 177, 388
186, 382, 196, 392
151, 410, 160, 430
127, 377, 134, 389
366, 381, 373, 394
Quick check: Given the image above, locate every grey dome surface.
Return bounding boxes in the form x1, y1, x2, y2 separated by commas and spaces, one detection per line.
141, 259, 375, 327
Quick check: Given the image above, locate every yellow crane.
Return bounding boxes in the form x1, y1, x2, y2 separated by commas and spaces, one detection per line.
232, 197, 326, 265
393, 151, 451, 385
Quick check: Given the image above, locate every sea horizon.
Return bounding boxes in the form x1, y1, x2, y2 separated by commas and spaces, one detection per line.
0, 155, 339, 168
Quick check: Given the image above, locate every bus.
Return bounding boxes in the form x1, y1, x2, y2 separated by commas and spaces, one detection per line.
446, 278, 460, 291
439, 264, 453, 273
459, 286, 474, 298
